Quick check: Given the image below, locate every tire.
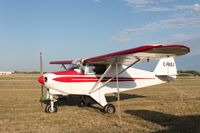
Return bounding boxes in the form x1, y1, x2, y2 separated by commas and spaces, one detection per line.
86, 102, 91, 107
45, 103, 58, 113
104, 104, 115, 114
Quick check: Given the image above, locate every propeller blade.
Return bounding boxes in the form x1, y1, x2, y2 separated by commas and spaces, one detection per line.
40, 52, 44, 107
40, 52, 43, 75
40, 85, 44, 107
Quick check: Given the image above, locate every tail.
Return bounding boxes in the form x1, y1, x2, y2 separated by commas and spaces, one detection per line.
154, 57, 177, 81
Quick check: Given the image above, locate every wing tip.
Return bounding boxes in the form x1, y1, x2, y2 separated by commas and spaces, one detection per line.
150, 43, 190, 53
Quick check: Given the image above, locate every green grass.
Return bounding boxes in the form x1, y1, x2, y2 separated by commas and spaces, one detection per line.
0, 75, 199, 133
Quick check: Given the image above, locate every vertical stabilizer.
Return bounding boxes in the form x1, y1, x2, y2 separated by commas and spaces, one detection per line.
154, 57, 177, 80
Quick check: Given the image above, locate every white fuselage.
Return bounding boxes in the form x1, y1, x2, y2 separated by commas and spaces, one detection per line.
44, 66, 169, 96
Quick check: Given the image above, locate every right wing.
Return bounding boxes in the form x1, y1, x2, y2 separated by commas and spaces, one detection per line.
82, 44, 190, 65
49, 44, 190, 65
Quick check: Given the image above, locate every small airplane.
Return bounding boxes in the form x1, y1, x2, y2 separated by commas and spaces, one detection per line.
38, 44, 190, 113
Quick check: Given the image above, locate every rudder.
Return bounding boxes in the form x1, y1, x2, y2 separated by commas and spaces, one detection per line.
154, 57, 177, 79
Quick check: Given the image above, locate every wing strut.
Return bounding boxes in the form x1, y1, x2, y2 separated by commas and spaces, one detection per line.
116, 64, 122, 125
89, 64, 112, 94
62, 64, 67, 70
89, 58, 140, 94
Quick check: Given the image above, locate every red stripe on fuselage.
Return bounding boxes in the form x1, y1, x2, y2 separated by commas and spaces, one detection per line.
53, 76, 155, 83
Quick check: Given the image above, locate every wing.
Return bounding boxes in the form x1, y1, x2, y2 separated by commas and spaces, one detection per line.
49, 44, 190, 65
83, 44, 190, 65
50, 60, 73, 64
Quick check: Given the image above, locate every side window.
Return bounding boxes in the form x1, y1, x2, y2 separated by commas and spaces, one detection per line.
93, 65, 107, 75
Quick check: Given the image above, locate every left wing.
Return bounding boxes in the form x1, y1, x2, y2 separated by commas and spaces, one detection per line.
50, 60, 73, 65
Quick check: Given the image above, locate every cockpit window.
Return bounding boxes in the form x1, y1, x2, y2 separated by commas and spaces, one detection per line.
84, 65, 94, 74
82, 64, 108, 75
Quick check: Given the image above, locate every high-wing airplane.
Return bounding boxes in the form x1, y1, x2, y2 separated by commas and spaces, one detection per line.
38, 44, 190, 113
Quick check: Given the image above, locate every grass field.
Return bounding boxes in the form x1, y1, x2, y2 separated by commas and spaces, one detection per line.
0, 74, 200, 133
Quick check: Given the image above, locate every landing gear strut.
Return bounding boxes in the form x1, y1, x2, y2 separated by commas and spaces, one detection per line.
45, 95, 58, 113
80, 96, 91, 107
104, 104, 115, 114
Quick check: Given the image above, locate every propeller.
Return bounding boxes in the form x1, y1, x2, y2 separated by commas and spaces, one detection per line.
39, 52, 44, 107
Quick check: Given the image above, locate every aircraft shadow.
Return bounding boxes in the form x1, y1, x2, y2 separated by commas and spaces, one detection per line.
125, 109, 200, 133
106, 93, 145, 103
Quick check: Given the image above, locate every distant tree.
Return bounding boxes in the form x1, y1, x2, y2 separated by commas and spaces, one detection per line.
14, 71, 40, 74
178, 70, 200, 76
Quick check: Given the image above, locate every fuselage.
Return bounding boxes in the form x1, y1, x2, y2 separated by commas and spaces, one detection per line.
40, 65, 169, 96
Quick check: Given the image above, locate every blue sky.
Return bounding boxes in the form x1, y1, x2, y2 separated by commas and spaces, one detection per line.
0, 0, 199, 72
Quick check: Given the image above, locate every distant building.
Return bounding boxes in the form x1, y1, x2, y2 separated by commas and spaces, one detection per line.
0, 71, 14, 76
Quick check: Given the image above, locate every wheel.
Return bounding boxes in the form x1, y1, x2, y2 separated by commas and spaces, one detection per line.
80, 100, 91, 107
86, 102, 91, 107
45, 103, 58, 113
104, 104, 115, 114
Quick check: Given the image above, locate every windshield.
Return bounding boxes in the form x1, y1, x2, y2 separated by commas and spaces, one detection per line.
67, 64, 79, 70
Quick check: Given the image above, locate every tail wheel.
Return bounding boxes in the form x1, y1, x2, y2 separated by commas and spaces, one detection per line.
45, 103, 58, 113
104, 104, 115, 114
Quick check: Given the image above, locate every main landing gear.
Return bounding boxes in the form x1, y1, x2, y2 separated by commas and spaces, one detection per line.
79, 96, 115, 114
80, 96, 91, 107
104, 104, 116, 114
44, 95, 116, 114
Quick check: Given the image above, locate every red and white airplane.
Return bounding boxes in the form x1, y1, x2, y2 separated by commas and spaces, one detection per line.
38, 44, 190, 113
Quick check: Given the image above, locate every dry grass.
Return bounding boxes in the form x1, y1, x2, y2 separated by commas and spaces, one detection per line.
0, 74, 200, 133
